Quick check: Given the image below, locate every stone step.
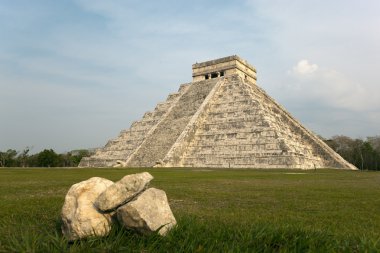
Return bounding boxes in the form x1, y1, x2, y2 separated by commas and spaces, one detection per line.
79, 81, 192, 167
179, 75, 325, 167
126, 78, 220, 167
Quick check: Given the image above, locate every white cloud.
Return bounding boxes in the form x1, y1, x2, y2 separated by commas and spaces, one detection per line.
284, 60, 379, 111
291, 60, 318, 75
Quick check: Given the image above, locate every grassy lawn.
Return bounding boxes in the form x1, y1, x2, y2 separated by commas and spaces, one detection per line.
0, 168, 379, 252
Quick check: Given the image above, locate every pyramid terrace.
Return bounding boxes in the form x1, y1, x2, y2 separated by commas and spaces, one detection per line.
80, 56, 356, 170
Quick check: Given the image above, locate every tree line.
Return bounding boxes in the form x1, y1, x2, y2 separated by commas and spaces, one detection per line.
1, 135, 379, 170
0, 148, 91, 168
324, 135, 380, 171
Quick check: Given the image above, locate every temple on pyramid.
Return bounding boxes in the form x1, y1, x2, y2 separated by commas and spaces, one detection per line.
79, 55, 356, 170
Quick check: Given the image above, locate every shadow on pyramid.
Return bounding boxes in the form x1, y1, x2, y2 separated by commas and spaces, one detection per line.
79, 56, 357, 170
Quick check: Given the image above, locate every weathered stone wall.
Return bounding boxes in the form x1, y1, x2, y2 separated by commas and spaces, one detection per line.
244, 78, 356, 169
192, 55, 257, 83
160, 78, 226, 167
167, 75, 294, 168
78, 83, 191, 167
125, 78, 219, 167
158, 74, 355, 169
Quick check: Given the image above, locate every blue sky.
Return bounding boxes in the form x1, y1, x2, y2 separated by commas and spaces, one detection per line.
1, 0, 379, 153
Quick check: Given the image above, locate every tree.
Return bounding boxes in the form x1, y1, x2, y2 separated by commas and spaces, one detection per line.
36, 149, 61, 167
326, 136, 356, 165
17, 147, 30, 167
360, 141, 379, 170
351, 139, 364, 170
0, 149, 18, 167
0, 148, 93, 167
326, 136, 380, 171
71, 150, 90, 166
368, 136, 380, 153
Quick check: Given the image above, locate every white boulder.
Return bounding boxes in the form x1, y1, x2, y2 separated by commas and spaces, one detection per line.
117, 188, 177, 236
95, 172, 153, 212
61, 177, 114, 241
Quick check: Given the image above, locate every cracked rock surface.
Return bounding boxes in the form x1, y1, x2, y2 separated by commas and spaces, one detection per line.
117, 187, 177, 236
94, 172, 153, 212
61, 177, 114, 241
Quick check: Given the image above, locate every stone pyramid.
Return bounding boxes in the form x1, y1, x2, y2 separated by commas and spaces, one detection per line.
79, 56, 356, 170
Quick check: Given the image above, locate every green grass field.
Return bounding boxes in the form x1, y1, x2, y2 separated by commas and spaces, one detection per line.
0, 168, 379, 252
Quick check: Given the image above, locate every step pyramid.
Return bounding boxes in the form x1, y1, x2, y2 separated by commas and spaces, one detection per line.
79, 56, 356, 170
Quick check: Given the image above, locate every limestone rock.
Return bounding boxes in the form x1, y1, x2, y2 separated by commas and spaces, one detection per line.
95, 172, 153, 212
117, 188, 177, 236
61, 177, 114, 241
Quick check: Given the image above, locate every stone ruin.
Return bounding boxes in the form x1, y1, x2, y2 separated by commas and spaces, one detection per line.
79, 55, 356, 170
